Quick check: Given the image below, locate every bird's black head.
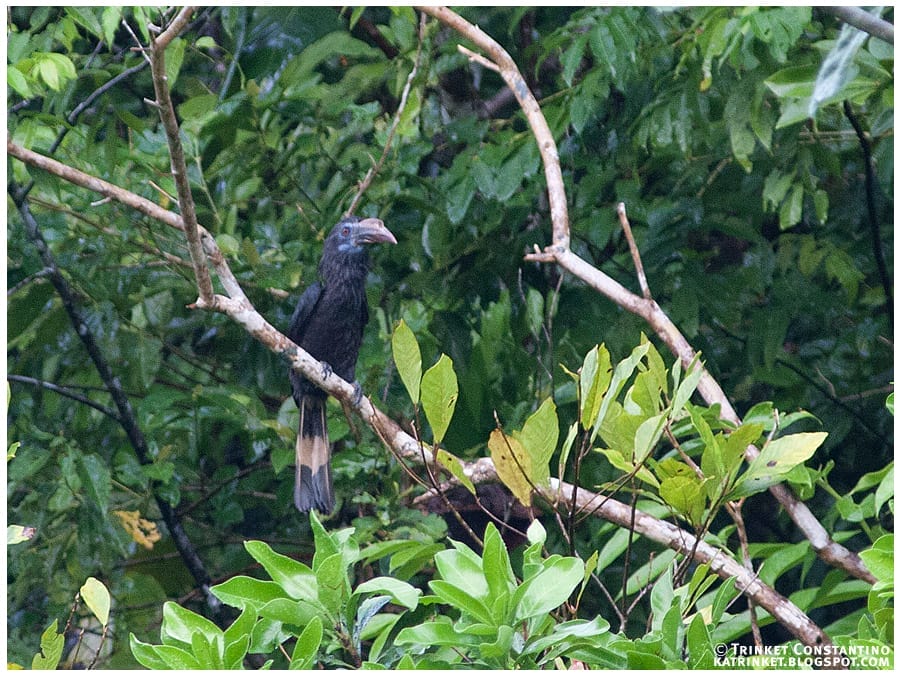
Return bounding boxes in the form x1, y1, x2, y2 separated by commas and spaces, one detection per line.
324, 216, 397, 258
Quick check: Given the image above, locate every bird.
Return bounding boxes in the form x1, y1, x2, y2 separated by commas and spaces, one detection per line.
287, 215, 397, 513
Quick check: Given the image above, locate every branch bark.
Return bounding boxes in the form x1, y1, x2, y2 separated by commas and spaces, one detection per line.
147, 6, 214, 305
422, 5, 874, 587
820, 6, 894, 44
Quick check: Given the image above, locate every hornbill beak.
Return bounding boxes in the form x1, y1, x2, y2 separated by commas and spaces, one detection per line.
354, 217, 397, 246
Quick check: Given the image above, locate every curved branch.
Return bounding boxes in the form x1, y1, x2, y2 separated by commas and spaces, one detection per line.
425, 5, 874, 586
417, 5, 570, 250
820, 6, 894, 44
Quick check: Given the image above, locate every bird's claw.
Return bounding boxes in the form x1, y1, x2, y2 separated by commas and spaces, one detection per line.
351, 381, 364, 407
320, 361, 333, 379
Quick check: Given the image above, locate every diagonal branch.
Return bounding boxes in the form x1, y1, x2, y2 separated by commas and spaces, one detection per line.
8, 183, 223, 621
147, 6, 214, 304
423, 4, 874, 587
6, 144, 839, 650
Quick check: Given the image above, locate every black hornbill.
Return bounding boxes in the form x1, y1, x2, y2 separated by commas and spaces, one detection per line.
287, 215, 397, 513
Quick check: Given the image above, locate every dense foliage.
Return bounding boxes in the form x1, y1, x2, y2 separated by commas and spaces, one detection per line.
7, 6, 893, 669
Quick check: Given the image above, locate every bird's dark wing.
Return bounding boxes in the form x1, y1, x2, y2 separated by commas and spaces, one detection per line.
287, 280, 323, 345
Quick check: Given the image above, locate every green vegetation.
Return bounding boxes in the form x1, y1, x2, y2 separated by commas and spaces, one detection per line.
7, 6, 893, 669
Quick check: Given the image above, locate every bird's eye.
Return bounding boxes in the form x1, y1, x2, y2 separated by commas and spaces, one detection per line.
341, 226, 351, 236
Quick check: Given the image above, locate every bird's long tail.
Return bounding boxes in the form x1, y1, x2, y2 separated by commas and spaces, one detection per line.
295, 396, 333, 513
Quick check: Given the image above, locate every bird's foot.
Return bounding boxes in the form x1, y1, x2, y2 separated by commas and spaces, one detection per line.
320, 361, 333, 379
351, 381, 364, 407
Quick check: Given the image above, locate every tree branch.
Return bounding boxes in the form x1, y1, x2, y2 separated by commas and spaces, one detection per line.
417, 5, 570, 251
423, 5, 874, 586
8, 374, 120, 421
820, 6, 894, 44
147, 6, 214, 305
843, 99, 893, 328
8, 183, 223, 621
8, 138, 839, 651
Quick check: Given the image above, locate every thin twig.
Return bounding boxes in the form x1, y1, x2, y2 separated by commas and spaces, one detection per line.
345, 11, 427, 216
616, 202, 651, 300
8, 375, 120, 421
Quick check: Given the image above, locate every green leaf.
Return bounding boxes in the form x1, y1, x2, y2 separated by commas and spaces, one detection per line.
244, 540, 319, 601
778, 185, 804, 230
162, 601, 222, 646
435, 448, 475, 495
396, 620, 478, 648
434, 545, 490, 600
32, 619, 64, 670
420, 354, 458, 444
290, 615, 323, 670
659, 475, 706, 525
65, 7, 103, 39
314, 552, 347, 615
512, 556, 584, 622
579, 345, 612, 430
130, 634, 172, 670
165, 37, 186, 89
429, 580, 495, 624
7, 65, 33, 98
76, 453, 111, 512
562, 33, 589, 86
355, 576, 421, 611
392, 319, 422, 404
481, 523, 516, 616
591, 341, 651, 442
765, 64, 817, 99
859, 535, 893, 584
80, 577, 111, 626
101, 7, 121, 47
730, 432, 827, 499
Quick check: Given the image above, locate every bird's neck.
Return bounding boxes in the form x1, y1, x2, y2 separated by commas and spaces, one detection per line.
319, 253, 369, 288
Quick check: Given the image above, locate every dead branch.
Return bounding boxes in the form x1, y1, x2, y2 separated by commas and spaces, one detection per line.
424, 4, 874, 586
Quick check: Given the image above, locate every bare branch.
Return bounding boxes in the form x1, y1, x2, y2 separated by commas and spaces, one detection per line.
417, 5, 570, 251
820, 6, 894, 44
423, 5, 874, 587
8, 374, 120, 421
147, 6, 214, 305
616, 202, 651, 300
541, 478, 834, 651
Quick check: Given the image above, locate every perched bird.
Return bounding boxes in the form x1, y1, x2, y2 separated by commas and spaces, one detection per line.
287, 215, 397, 513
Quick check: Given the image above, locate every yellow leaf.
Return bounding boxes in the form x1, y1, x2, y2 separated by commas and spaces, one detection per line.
488, 429, 533, 507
